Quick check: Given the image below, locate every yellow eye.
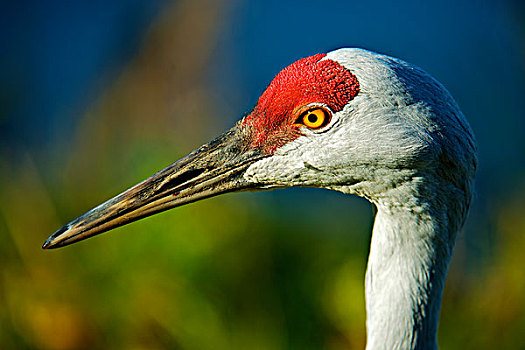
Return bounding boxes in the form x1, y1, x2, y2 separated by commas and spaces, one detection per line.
300, 108, 330, 129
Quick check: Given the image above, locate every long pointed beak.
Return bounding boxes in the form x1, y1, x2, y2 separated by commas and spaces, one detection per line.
43, 125, 265, 249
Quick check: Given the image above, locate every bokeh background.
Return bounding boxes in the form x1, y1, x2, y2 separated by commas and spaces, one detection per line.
1, 0, 524, 349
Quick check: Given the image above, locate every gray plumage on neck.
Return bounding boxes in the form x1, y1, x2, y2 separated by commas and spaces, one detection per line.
365, 178, 460, 350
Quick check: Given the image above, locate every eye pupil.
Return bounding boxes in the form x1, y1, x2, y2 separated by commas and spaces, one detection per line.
295, 107, 331, 129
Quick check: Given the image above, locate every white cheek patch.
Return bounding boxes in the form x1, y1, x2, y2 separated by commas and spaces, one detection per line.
244, 149, 307, 185
243, 131, 345, 187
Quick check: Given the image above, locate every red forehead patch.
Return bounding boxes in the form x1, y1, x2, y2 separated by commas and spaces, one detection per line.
241, 53, 359, 154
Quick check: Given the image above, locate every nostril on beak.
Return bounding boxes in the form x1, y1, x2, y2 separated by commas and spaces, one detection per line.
156, 168, 206, 194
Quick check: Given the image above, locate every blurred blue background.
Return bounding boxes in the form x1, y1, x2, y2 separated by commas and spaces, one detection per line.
1, 0, 524, 349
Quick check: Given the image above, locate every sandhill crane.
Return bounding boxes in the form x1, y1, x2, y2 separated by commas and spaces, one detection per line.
43, 48, 477, 349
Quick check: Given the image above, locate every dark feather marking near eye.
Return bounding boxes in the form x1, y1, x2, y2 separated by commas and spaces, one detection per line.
303, 162, 322, 171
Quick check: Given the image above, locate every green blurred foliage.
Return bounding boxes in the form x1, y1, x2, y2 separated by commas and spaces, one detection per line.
1, 1, 524, 349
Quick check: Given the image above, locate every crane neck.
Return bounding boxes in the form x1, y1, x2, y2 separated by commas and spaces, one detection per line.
364, 180, 459, 350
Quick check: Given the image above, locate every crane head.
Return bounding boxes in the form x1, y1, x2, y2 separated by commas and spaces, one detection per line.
43, 48, 476, 249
